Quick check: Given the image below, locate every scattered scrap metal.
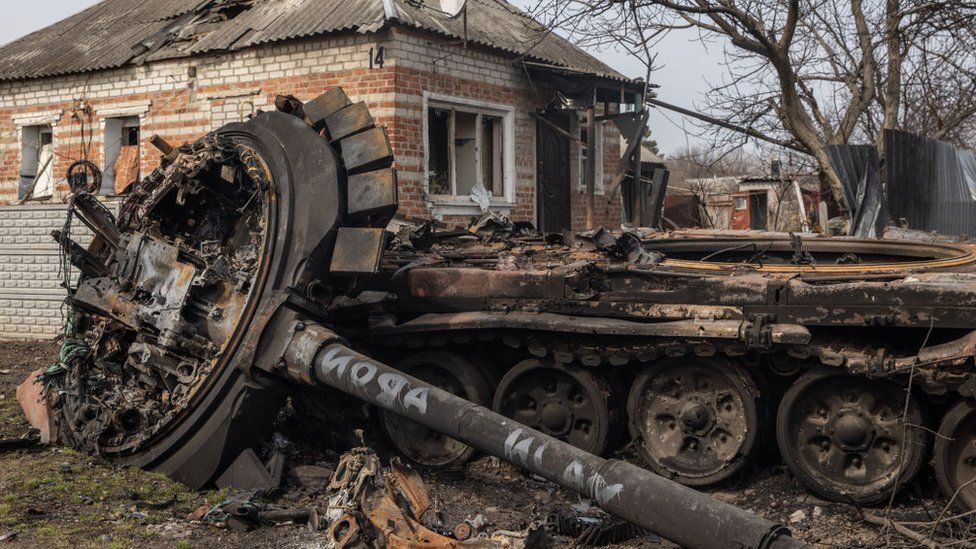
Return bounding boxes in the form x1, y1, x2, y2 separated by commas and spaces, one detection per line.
187, 440, 637, 548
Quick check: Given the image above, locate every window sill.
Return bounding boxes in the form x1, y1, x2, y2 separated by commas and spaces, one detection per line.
427, 195, 515, 217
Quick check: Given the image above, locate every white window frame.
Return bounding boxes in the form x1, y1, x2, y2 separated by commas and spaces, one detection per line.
577, 115, 605, 195
422, 92, 516, 216
18, 125, 55, 200
102, 117, 141, 196
99, 101, 150, 196
13, 110, 62, 201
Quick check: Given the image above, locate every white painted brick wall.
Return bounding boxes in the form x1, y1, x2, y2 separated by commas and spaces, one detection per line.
0, 201, 117, 340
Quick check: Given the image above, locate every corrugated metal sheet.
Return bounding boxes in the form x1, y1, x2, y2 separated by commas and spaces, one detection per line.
0, 0, 623, 82
0, 0, 162, 81
826, 144, 887, 237
884, 129, 976, 237
133, 0, 213, 23
394, 0, 620, 79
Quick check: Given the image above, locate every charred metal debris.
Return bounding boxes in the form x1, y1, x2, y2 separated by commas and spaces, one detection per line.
192, 441, 634, 548
47, 132, 272, 454
338, 212, 976, 511
369, 216, 976, 392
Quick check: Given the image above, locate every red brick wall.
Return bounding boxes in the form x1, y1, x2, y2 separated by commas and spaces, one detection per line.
0, 31, 627, 230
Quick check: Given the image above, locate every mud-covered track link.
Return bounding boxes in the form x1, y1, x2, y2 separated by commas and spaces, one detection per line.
50, 88, 398, 488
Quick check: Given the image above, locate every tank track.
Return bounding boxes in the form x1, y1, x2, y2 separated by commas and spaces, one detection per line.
358, 321, 968, 506
373, 328, 970, 387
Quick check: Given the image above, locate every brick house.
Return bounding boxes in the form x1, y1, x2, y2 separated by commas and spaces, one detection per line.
0, 0, 644, 339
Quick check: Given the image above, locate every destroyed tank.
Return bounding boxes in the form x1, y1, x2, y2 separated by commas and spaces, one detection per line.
355, 227, 976, 507
43, 86, 976, 543
342, 223, 976, 508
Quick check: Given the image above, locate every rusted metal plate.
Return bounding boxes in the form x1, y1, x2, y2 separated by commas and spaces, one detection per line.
330, 228, 386, 275
407, 268, 550, 299
348, 168, 397, 218
374, 311, 747, 339
215, 448, 281, 493
303, 89, 351, 130
325, 102, 374, 141
16, 369, 56, 444
340, 127, 394, 174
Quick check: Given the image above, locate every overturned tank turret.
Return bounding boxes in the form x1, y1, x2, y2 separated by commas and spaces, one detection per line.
48, 89, 397, 487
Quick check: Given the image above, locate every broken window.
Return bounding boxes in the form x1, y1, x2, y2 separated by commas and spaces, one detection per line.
427, 108, 452, 195
426, 99, 511, 201
482, 115, 504, 197
19, 125, 54, 200
577, 117, 604, 194
103, 117, 140, 195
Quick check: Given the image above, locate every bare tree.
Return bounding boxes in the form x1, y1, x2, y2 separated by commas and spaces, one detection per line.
668, 144, 761, 178
523, 0, 976, 212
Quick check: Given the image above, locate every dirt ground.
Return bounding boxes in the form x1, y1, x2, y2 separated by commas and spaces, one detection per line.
0, 340, 963, 548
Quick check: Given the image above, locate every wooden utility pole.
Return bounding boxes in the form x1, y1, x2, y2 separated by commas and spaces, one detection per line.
585, 103, 596, 229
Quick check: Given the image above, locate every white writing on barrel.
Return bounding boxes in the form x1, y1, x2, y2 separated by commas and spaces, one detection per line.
317, 346, 429, 415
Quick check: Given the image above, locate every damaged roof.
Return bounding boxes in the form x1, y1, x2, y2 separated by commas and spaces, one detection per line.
0, 0, 625, 82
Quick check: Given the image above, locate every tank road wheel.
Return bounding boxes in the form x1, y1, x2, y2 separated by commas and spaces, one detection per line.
627, 358, 762, 486
492, 359, 614, 455
380, 352, 491, 467
776, 369, 926, 504
934, 400, 976, 511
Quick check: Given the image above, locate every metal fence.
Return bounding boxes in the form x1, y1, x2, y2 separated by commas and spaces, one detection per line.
827, 130, 976, 237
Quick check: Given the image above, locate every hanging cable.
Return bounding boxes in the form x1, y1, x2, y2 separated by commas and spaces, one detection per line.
67, 160, 102, 194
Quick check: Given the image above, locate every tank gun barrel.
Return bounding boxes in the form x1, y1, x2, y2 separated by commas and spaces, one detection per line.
281, 323, 807, 549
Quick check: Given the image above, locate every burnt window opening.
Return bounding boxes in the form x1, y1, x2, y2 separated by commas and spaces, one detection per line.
125, 125, 140, 146
427, 108, 452, 195
104, 117, 141, 196
426, 99, 511, 201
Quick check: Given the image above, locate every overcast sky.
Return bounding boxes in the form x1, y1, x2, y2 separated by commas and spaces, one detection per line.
0, 0, 720, 155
